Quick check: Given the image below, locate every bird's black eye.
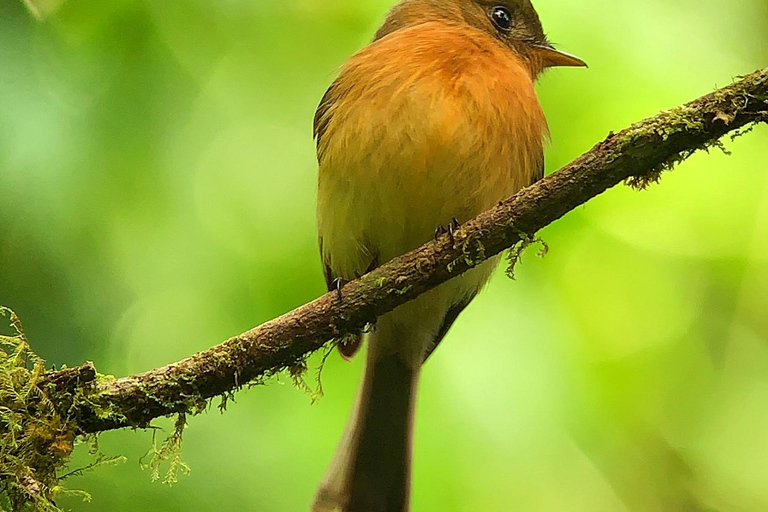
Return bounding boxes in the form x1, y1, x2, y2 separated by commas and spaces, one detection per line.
489, 6, 514, 32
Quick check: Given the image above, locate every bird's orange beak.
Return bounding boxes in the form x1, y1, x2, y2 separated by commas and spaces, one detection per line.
534, 44, 587, 68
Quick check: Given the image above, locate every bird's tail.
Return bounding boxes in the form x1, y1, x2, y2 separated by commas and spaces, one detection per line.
313, 335, 419, 512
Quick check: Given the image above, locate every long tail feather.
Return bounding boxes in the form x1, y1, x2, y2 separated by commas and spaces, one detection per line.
314, 346, 418, 512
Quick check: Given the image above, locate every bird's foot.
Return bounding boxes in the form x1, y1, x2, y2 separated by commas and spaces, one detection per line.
435, 217, 462, 244
331, 277, 347, 300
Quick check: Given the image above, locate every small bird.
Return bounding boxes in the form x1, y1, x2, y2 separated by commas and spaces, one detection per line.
313, 1, 585, 511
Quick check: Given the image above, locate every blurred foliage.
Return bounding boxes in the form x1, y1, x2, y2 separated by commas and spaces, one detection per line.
1, 0, 767, 510
20, 0, 67, 20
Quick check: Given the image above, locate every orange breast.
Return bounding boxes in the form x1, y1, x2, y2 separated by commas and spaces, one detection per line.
316, 21, 549, 279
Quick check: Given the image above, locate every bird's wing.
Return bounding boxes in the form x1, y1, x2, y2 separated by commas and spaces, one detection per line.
313, 80, 343, 164
315, 81, 370, 360
315, 77, 348, 290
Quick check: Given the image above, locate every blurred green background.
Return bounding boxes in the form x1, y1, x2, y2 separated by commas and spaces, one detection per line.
1, 0, 767, 510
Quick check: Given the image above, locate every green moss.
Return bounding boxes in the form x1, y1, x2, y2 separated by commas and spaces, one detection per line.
394, 285, 413, 296
289, 356, 320, 403
0, 307, 123, 511
461, 235, 486, 268
73, 378, 130, 426
446, 233, 488, 273
289, 340, 341, 405
505, 230, 548, 280
140, 414, 190, 485
624, 75, 768, 190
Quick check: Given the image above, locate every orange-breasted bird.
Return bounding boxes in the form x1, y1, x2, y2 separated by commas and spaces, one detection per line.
313, 1, 585, 510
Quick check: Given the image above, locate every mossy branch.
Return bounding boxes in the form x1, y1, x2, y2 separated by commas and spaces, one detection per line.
1, 69, 766, 509
58, 66, 768, 433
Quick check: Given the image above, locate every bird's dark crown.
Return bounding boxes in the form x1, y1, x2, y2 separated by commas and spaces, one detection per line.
375, 0, 549, 48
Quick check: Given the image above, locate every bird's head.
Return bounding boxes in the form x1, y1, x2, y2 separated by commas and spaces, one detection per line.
375, 0, 586, 77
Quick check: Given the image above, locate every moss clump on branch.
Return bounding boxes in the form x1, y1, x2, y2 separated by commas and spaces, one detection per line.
0, 307, 83, 511
0, 308, 200, 511
0, 308, 129, 511
0, 306, 326, 511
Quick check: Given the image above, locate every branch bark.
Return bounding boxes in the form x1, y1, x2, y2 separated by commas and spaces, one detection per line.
65, 67, 768, 434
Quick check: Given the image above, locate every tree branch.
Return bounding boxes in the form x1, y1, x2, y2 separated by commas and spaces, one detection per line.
60, 67, 767, 434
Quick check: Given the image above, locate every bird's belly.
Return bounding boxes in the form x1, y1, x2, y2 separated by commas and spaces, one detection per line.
317, 142, 520, 280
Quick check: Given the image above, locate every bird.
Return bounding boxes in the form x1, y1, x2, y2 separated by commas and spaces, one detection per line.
312, 1, 585, 511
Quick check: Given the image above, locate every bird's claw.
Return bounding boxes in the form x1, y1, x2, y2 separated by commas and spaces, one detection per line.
435, 218, 462, 244
447, 218, 462, 244
332, 277, 347, 300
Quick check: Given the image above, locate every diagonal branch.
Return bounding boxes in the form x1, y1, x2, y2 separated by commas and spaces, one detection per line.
66, 67, 768, 434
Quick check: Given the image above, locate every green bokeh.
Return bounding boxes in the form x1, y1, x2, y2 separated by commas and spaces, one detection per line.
1, 0, 767, 510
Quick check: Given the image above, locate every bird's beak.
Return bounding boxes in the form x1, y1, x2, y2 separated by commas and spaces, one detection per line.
533, 44, 587, 68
